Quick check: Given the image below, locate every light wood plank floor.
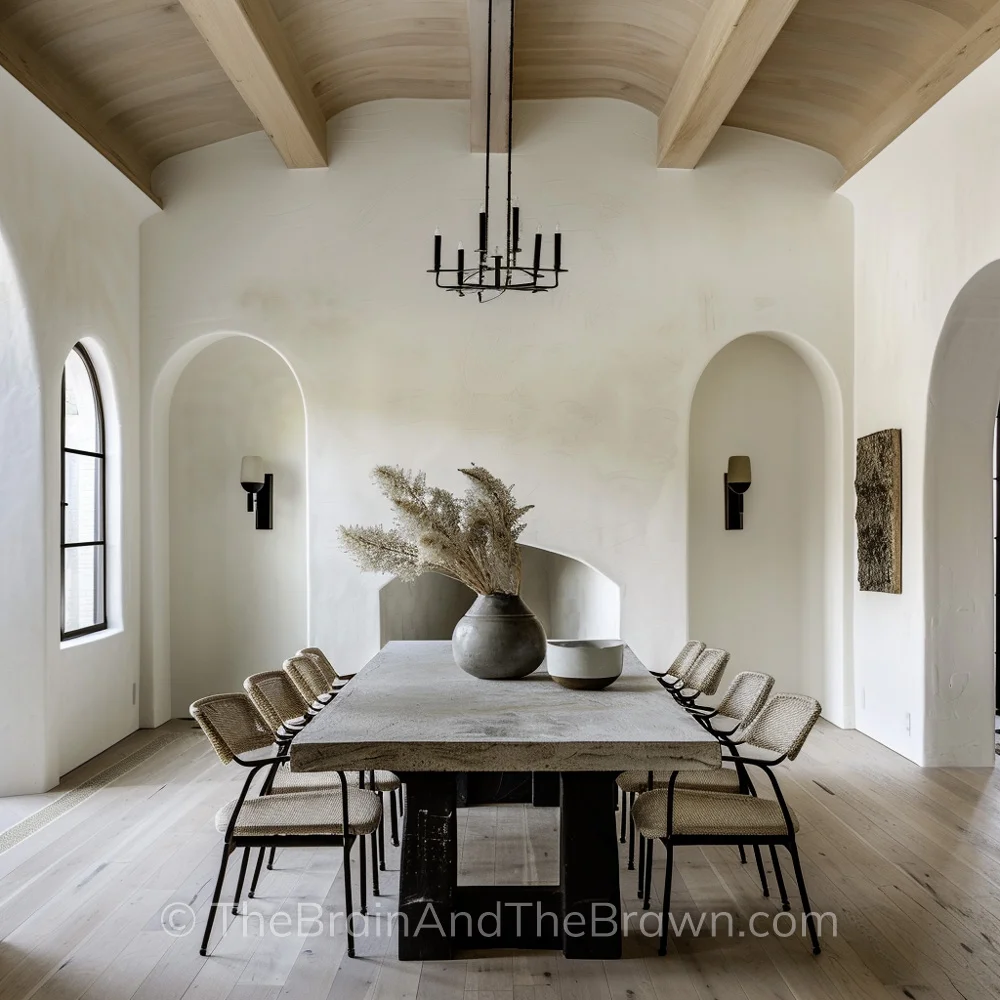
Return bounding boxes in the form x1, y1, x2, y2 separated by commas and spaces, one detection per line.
0, 719, 998, 999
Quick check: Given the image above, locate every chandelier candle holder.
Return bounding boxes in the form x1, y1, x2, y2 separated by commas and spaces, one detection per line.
429, 0, 565, 301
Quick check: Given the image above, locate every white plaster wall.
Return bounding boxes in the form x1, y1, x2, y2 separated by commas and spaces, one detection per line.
141, 99, 854, 728
689, 335, 825, 703
844, 49, 1000, 765
169, 336, 307, 717
0, 68, 154, 790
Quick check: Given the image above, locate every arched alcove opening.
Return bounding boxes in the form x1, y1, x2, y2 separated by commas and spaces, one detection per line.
688, 334, 826, 704
0, 221, 47, 792
379, 543, 621, 645
166, 336, 308, 716
924, 260, 1000, 766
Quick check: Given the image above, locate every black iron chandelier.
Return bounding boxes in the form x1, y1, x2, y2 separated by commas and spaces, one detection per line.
430, 0, 564, 301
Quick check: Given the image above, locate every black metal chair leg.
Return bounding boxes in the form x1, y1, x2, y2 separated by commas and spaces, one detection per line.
627, 793, 636, 870
343, 835, 356, 959
637, 832, 645, 897
371, 829, 381, 895
200, 842, 232, 956
231, 847, 251, 914
619, 788, 627, 843
738, 844, 747, 864
752, 844, 770, 898
267, 846, 276, 870
378, 796, 387, 871
787, 842, 821, 954
643, 837, 654, 910
390, 789, 399, 847
248, 847, 267, 899
769, 844, 790, 911
659, 839, 674, 956
359, 834, 368, 915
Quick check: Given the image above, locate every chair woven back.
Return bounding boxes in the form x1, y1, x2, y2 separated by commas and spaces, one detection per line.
666, 640, 706, 680
684, 647, 729, 696
742, 693, 822, 760
244, 670, 309, 732
715, 671, 774, 726
299, 646, 339, 685
284, 655, 327, 702
191, 693, 274, 765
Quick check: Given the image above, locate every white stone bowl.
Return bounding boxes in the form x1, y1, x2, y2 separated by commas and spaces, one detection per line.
546, 640, 624, 690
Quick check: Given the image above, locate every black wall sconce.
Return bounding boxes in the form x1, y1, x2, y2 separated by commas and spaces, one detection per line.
724, 455, 751, 530
240, 455, 273, 530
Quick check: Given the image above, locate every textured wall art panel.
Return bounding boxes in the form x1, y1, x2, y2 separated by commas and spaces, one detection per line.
855, 428, 902, 594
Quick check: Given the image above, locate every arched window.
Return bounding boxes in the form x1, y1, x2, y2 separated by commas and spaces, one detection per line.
61, 344, 107, 638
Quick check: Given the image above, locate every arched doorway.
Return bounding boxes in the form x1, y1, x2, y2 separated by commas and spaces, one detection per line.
925, 261, 1000, 766
157, 334, 309, 717
688, 334, 828, 706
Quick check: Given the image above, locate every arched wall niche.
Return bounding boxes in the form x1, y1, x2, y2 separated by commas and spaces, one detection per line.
924, 259, 1000, 766
0, 218, 48, 793
687, 332, 844, 715
379, 544, 621, 646
148, 332, 310, 720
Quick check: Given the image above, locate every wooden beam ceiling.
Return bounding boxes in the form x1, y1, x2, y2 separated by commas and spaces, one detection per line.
657, 0, 800, 168
0, 22, 159, 206
178, 0, 328, 168
839, 3, 1000, 185
468, 0, 512, 153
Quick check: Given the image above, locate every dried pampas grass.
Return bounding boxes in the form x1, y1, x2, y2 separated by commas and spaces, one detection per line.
339, 465, 532, 596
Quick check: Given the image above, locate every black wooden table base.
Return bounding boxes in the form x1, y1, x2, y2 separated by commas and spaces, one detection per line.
396, 771, 622, 961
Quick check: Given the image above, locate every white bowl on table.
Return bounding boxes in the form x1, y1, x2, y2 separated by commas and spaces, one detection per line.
545, 639, 625, 690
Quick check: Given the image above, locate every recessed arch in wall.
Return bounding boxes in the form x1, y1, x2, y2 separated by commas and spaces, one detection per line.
687, 332, 843, 716
924, 260, 1000, 766
147, 332, 310, 720
378, 543, 621, 645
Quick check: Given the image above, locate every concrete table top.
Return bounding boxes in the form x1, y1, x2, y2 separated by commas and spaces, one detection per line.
290, 640, 721, 774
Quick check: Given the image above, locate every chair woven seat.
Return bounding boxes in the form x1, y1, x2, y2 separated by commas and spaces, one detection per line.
616, 767, 742, 795
633, 788, 799, 839
362, 770, 401, 792
216, 786, 382, 837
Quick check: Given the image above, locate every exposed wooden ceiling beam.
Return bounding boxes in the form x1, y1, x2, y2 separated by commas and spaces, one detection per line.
467, 0, 512, 153
657, 0, 800, 168
839, 4, 1000, 184
0, 24, 159, 206
179, 0, 327, 168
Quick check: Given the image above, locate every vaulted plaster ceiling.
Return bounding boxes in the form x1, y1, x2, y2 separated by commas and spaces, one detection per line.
1, 0, 997, 205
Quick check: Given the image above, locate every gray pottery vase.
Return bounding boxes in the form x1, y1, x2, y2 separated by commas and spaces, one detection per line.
452, 593, 547, 679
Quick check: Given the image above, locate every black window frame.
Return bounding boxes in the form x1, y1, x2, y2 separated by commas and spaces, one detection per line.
60, 343, 108, 640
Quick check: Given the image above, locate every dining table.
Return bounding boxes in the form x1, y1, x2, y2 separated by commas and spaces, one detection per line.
290, 639, 721, 961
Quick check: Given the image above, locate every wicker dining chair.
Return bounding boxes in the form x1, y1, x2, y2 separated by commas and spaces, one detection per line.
618, 670, 774, 893
244, 670, 313, 738
649, 640, 705, 684
666, 646, 730, 705
284, 654, 336, 711
632, 693, 824, 956
299, 645, 356, 684
242, 672, 383, 900
190, 693, 382, 959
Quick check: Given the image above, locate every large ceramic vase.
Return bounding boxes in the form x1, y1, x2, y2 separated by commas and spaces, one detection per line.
452, 593, 547, 680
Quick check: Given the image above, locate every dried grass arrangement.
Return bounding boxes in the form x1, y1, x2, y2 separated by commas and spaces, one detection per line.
339, 465, 533, 596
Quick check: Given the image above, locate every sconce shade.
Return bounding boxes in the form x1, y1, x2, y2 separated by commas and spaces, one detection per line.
727, 455, 751, 494
240, 455, 265, 492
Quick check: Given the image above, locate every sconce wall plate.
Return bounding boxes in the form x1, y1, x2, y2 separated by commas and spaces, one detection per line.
255, 474, 273, 530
